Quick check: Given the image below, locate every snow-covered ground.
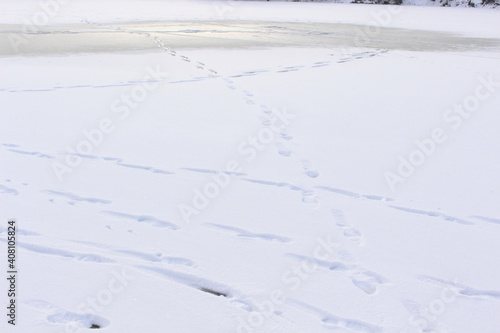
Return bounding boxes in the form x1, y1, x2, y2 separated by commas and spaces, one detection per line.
1, 1, 500, 332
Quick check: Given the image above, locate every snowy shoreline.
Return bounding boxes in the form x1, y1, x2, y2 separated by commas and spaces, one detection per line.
1, 0, 500, 38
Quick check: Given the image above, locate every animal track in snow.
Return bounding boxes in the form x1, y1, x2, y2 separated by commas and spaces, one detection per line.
137, 265, 234, 298
277, 67, 301, 73
109, 157, 174, 174
311, 61, 330, 68
242, 90, 253, 97
181, 167, 246, 176
113, 249, 195, 266
275, 142, 292, 157
279, 130, 293, 141
26, 300, 110, 329
286, 253, 350, 271
318, 186, 393, 202
205, 223, 291, 243
4, 78, 167, 92
330, 209, 349, 227
342, 228, 362, 243
286, 253, 389, 295
470, 215, 500, 225
350, 270, 389, 295
330, 210, 363, 244
242, 178, 289, 187
419, 276, 500, 300
67, 239, 195, 266
301, 159, 319, 178
259, 114, 274, 126
116, 162, 173, 175
389, 205, 474, 225
336, 50, 387, 64
137, 265, 261, 312
286, 253, 388, 295
101, 156, 122, 161
0, 184, 19, 196
300, 189, 319, 205
101, 211, 179, 230
7, 148, 54, 159
66, 153, 101, 160
0, 240, 116, 263
322, 187, 472, 229
318, 186, 360, 198
242, 178, 318, 205
43, 190, 111, 205
222, 50, 386, 79
62, 153, 175, 176
287, 298, 383, 333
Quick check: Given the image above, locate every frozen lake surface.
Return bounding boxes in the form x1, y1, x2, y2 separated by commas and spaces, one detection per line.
1, 1, 500, 333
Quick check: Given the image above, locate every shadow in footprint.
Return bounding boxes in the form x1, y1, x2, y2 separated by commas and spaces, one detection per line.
199, 287, 229, 297
27, 300, 110, 330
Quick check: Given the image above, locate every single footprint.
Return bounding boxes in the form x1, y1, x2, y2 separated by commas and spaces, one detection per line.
301, 189, 319, 205
331, 210, 362, 244
342, 227, 362, 243
275, 142, 292, 157
26, 300, 110, 330
260, 105, 273, 114
350, 271, 389, 295
259, 114, 273, 126
302, 159, 319, 178
280, 130, 293, 141
337, 249, 356, 263
330, 209, 348, 227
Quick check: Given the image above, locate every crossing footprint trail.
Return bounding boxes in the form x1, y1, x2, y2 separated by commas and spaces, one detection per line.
285, 251, 390, 296
4, 23, 498, 332
0, 225, 209, 331
4, 19, 387, 212
75, 24, 390, 294
0, 225, 290, 329
1, 142, 483, 234
3, 141, 486, 304
84, 20, 387, 209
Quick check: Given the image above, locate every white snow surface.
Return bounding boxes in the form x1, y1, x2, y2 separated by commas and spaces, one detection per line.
1, 1, 500, 333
